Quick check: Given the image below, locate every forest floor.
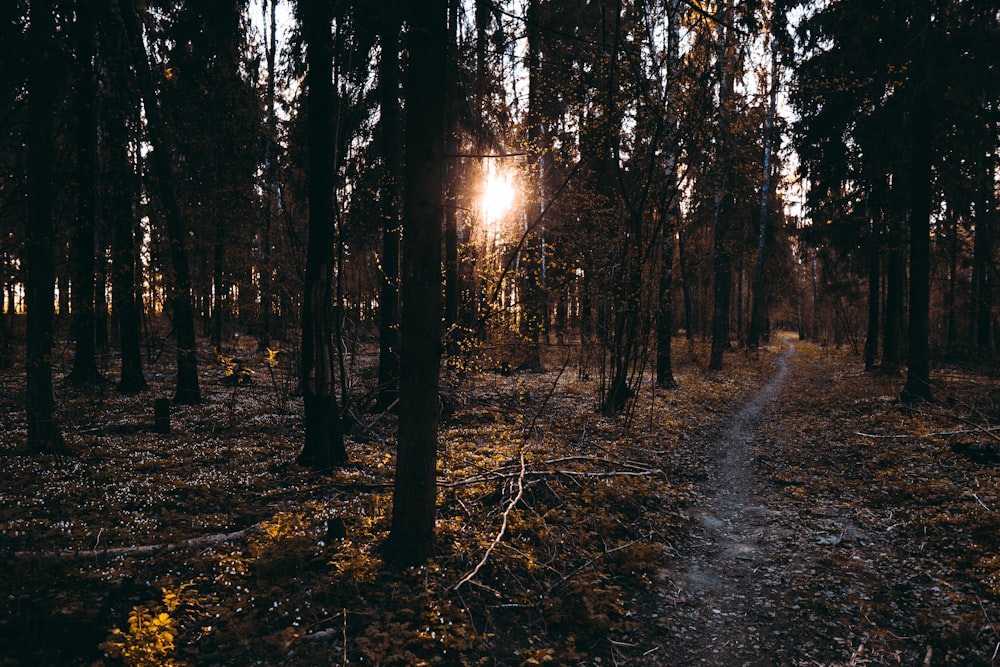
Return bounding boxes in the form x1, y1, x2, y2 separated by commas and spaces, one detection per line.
1, 331, 999, 666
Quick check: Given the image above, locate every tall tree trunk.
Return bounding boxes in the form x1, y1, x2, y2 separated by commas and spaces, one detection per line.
25, 0, 64, 453
863, 204, 880, 371
444, 0, 460, 332
656, 0, 682, 389
104, 0, 146, 395
709, 0, 734, 371
297, 0, 347, 469
94, 220, 109, 348
384, 0, 447, 567
377, 13, 402, 410
123, 1, 201, 404
677, 223, 694, 341
882, 211, 904, 374
971, 113, 995, 353
0, 253, 11, 369
69, 0, 101, 385
748, 36, 779, 352
656, 211, 678, 389
212, 236, 225, 350
257, 0, 278, 351
901, 38, 933, 403
518, 0, 545, 369
944, 208, 958, 355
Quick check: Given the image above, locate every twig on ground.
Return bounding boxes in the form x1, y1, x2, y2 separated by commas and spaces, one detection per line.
972, 492, 995, 513
15, 523, 262, 559
452, 445, 528, 591
442, 466, 662, 488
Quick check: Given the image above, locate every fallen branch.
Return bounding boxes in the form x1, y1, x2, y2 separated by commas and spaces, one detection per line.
452, 445, 528, 590
442, 466, 663, 489
13, 523, 262, 559
971, 492, 995, 513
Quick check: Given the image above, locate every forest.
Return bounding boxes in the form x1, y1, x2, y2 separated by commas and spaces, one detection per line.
1, 0, 999, 665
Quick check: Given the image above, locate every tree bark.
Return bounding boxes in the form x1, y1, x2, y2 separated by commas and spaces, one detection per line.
25, 0, 65, 453
708, 0, 734, 371
297, 0, 347, 469
257, 0, 278, 351
384, 0, 447, 566
518, 0, 545, 370
882, 210, 904, 374
901, 37, 933, 403
103, 0, 146, 395
971, 113, 995, 353
377, 12, 403, 411
68, 0, 102, 386
122, 1, 201, 404
863, 203, 880, 371
748, 38, 779, 352
444, 0, 460, 332
677, 224, 694, 341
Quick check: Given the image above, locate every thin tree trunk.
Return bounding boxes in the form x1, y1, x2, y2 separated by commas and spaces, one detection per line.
654, 0, 682, 388
377, 14, 402, 410
944, 208, 958, 355
104, 0, 146, 395
123, 1, 201, 404
971, 113, 994, 353
257, 0, 278, 351
212, 238, 224, 349
882, 211, 904, 374
518, 0, 544, 369
444, 0, 460, 332
656, 215, 678, 389
384, 0, 447, 566
901, 38, 933, 403
749, 37, 779, 352
863, 203, 880, 371
709, 0, 734, 371
677, 224, 694, 341
25, 0, 64, 453
94, 220, 109, 349
69, 0, 101, 385
298, 0, 347, 469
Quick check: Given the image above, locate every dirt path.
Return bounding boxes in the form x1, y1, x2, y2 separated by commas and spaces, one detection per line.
650, 344, 798, 666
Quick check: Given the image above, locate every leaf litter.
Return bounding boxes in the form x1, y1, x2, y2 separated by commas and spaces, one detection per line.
0, 335, 997, 665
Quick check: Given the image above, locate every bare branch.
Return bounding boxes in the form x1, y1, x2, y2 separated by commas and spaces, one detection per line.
453, 445, 528, 591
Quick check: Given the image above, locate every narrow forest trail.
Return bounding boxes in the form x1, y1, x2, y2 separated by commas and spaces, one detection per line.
633, 340, 1000, 666
650, 343, 799, 666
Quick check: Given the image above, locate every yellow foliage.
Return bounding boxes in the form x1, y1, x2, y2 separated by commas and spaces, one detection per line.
101, 585, 205, 667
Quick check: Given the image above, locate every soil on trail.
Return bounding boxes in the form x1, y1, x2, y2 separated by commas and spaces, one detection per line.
643, 342, 999, 666
650, 344, 797, 666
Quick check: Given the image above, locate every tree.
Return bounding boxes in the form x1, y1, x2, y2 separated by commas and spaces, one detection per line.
748, 10, 781, 352
24, 0, 65, 452
383, 0, 448, 566
708, 0, 738, 371
376, 4, 403, 410
103, 0, 146, 395
124, 1, 201, 404
257, 0, 279, 352
297, 0, 348, 469
67, 0, 102, 386
900, 2, 933, 402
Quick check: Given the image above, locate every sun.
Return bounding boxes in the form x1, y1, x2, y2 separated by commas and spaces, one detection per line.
480, 166, 516, 227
